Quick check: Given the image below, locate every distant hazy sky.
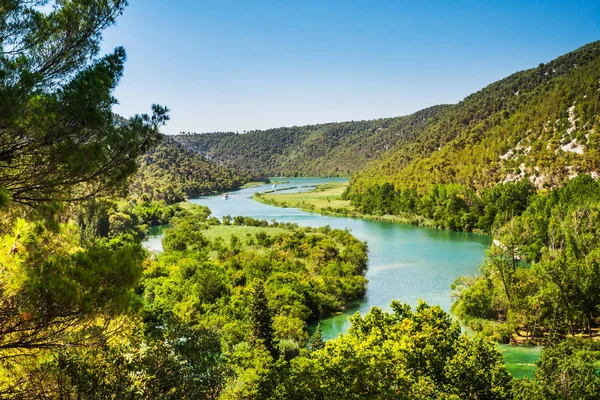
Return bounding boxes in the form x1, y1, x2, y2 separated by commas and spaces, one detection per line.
100, 0, 600, 134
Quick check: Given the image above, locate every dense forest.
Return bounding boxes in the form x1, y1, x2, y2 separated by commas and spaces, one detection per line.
451, 175, 600, 343
130, 136, 265, 204
343, 179, 536, 232
174, 105, 446, 177
2, 1, 600, 398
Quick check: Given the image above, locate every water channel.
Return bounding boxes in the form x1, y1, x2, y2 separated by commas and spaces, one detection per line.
144, 177, 541, 378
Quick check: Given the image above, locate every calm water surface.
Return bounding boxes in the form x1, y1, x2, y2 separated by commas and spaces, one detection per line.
143, 177, 539, 377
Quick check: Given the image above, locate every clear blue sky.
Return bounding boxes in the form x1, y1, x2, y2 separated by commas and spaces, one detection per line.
101, 0, 600, 134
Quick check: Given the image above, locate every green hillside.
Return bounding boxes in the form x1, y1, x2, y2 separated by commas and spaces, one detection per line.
130, 136, 265, 204
349, 41, 600, 194
174, 105, 447, 176
174, 41, 600, 196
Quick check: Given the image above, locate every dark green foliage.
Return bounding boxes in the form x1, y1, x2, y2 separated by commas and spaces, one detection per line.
131, 136, 265, 204
418, 184, 479, 231
175, 106, 446, 177
74, 197, 186, 248
476, 180, 537, 233
453, 175, 600, 340
0, 1, 169, 206
347, 182, 418, 215
347, 179, 536, 232
250, 281, 277, 358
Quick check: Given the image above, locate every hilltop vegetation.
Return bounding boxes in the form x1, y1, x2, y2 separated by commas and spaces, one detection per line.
130, 136, 265, 204
173, 42, 600, 200
349, 41, 600, 194
174, 105, 446, 176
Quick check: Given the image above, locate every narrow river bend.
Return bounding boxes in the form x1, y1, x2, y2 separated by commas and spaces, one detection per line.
144, 177, 540, 378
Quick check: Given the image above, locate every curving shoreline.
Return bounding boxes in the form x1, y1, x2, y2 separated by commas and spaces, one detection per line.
253, 181, 440, 228
144, 178, 539, 378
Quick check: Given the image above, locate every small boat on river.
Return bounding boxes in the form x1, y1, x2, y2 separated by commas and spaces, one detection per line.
222, 193, 229, 200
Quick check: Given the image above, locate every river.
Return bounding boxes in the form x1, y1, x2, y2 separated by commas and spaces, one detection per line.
144, 177, 541, 378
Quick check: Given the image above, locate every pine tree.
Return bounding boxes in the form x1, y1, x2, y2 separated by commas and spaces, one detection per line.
249, 280, 276, 358
310, 323, 325, 351
0, 1, 168, 206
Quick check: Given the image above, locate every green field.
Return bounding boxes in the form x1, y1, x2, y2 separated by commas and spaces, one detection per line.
240, 181, 268, 189
254, 182, 436, 227
201, 224, 289, 241
256, 182, 351, 212
498, 345, 542, 379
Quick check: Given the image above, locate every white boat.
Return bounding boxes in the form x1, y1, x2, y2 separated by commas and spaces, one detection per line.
222, 193, 229, 200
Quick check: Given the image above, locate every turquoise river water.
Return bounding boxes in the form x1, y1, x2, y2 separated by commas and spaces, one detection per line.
144, 177, 541, 378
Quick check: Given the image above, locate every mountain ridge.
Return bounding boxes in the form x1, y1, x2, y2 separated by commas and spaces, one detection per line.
172, 41, 600, 194
349, 39, 600, 194
173, 105, 448, 177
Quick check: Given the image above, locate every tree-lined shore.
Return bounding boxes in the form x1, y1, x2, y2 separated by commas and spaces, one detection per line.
2, 1, 600, 398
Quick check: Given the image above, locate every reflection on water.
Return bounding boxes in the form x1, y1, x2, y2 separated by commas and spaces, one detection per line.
498, 344, 542, 379
143, 224, 169, 253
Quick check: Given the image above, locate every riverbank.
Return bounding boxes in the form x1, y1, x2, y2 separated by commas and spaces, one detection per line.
253, 182, 439, 227
146, 178, 538, 377
251, 181, 542, 377
240, 181, 269, 189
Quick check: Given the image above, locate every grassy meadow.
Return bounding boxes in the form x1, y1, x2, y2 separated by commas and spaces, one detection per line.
254, 182, 436, 227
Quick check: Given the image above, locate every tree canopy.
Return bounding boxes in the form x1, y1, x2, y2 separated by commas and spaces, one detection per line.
0, 1, 170, 396
0, 0, 168, 206
3, 3, 600, 398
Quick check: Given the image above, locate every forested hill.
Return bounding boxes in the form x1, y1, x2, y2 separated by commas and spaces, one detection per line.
173, 41, 600, 193
173, 105, 447, 176
349, 40, 600, 194
129, 136, 264, 204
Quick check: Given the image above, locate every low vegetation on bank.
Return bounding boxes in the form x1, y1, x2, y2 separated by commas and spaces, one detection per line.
240, 181, 270, 189
147, 208, 370, 351
254, 182, 436, 226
